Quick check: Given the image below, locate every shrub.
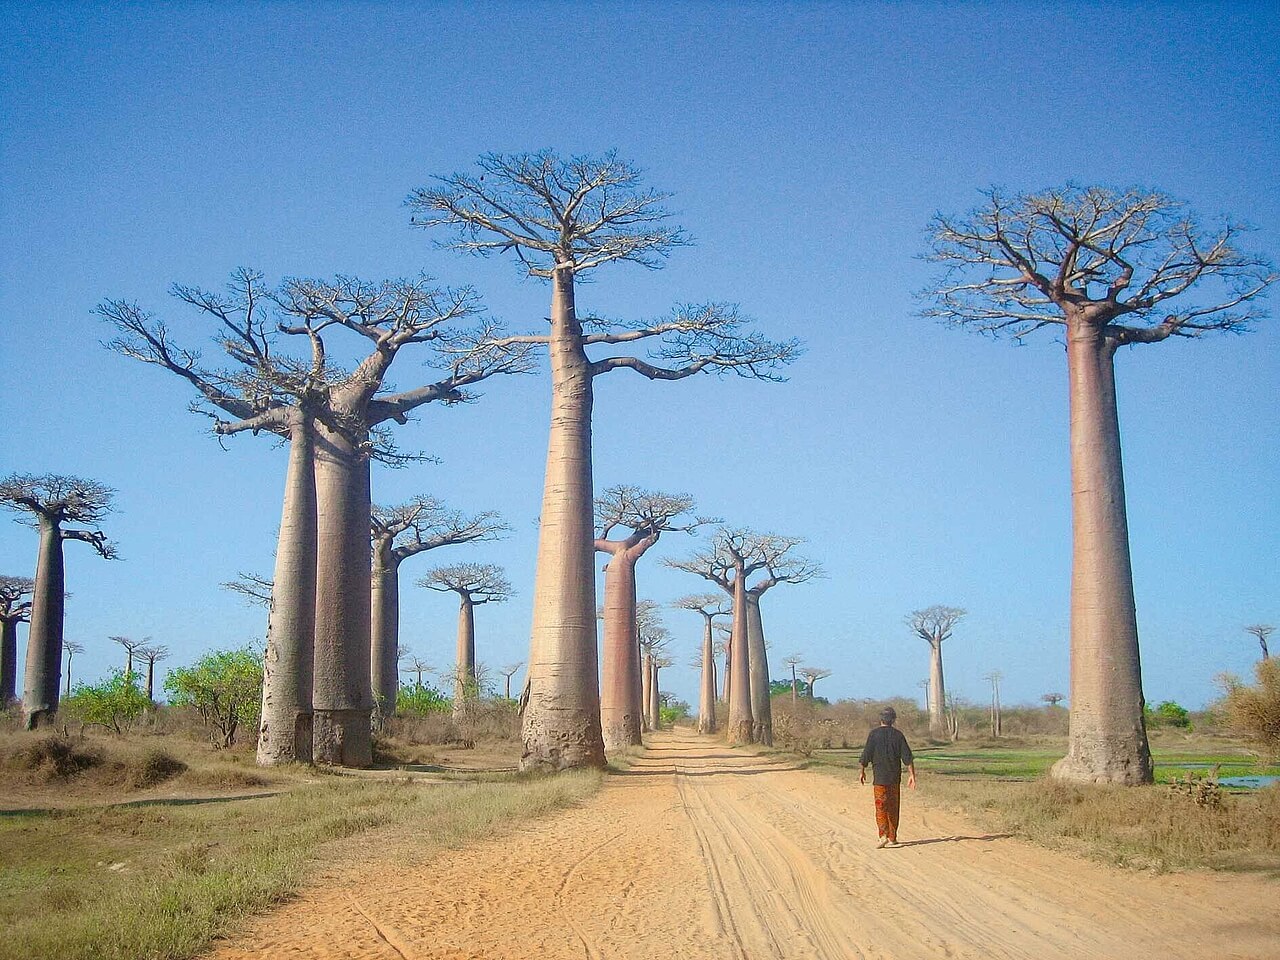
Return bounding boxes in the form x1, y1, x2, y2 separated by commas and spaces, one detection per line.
62, 670, 150, 734
1219, 659, 1280, 760
164, 647, 263, 748
1147, 700, 1192, 729
659, 698, 691, 727
3, 734, 104, 778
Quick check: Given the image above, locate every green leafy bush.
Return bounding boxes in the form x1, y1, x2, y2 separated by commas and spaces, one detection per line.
62, 670, 150, 734
659, 698, 691, 726
1147, 700, 1192, 729
164, 647, 263, 748
396, 682, 450, 716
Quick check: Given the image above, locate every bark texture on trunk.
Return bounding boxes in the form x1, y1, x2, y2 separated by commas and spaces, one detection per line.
312, 424, 374, 767
726, 571, 754, 744
1051, 326, 1153, 785
1, 619, 17, 703
521, 268, 606, 770
258, 415, 317, 765
746, 594, 773, 746
928, 642, 946, 740
698, 615, 717, 734
600, 552, 643, 750
22, 518, 64, 728
369, 547, 400, 721
453, 593, 476, 718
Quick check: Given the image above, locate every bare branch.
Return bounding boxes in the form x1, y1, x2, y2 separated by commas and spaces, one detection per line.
907, 605, 967, 648
418, 562, 513, 604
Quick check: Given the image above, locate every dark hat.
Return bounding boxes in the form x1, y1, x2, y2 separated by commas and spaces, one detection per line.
879, 706, 897, 724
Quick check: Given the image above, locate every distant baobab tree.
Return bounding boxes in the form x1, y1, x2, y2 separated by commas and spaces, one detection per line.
1245, 624, 1274, 660
636, 600, 670, 733
925, 186, 1275, 784
371, 498, 507, 715
650, 653, 673, 730
714, 631, 730, 705
401, 653, 432, 689
112, 635, 144, 678
595, 487, 706, 750
420, 563, 513, 716
0, 575, 34, 704
63, 640, 85, 696
798, 667, 831, 699
1042, 692, 1066, 708
908, 605, 966, 739
499, 662, 524, 700
1, 474, 116, 728
673, 594, 731, 734
984, 670, 1004, 738
137, 643, 170, 701
782, 654, 803, 706
412, 150, 799, 770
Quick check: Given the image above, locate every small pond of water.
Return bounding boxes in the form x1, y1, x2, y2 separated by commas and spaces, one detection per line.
1217, 775, 1279, 789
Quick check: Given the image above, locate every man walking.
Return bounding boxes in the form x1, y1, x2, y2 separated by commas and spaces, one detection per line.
859, 706, 916, 847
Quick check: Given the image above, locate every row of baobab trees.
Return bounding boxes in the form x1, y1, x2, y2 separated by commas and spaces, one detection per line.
2, 150, 1276, 787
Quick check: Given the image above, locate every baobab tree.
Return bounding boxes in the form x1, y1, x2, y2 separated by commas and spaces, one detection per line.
650, 652, 672, 730
1245, 624, 1274, 660
782, 654, 803, 706
908, 605, 966, 739
112, 635, 144, 679
223, 572, 274, 606
595, 486, 705, 750
420, 563, 513, 716
0, 575, 34, 704
673, 594, 731, 735
402, 653, 432, 689
984, 670, 1004, 738
411, 151, 798, 770
799, 667, 831, 699
137, 643, 170, 701
1, 474, 116, 728
63, 641, 84, 696
925, 186, 1275, 784
714, 631, 730, 705
636, 600, 670, 733
1042, 692, 1066, 708
371, 497, 507, 715
499, 662, 524, 700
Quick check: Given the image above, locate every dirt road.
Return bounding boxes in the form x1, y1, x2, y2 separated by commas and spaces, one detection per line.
209, 730, 1279, 959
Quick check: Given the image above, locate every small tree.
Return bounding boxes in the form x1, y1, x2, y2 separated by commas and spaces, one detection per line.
983, 669, 1004, 738
0, 575, 34, 703
499, 662, 524, 701
419, 563, 513, 716
799, 667, 831, 699
908, 605, 966, 739
673, 593, 730, 735
63, 670, 149, 734
136, 643, 170, 701
1147, 700, 1191, 730
165, 648, 264, 748
112, 635, 144, 679
782, 654, 803, 705
1219, 659, 1280, 761
1245, 624, 1274, 660
1042, 692, 1066, 708
62, 640, 85, 697
401, 654, 433, 691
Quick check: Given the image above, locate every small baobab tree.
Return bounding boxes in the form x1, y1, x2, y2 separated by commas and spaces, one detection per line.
908, 605, 966, 739
223, 572, 274, 606
137, 643, 171, 701
1, 474, 116, 728
636, 600, 670, 733
0, 575, 34, 704
1245, 624, 1274, 661
714, 630, 731, 705
595, 486, 705, 750
412, 150, 798, 770
783, 654, 803, 706
984, 669, 1004, 738
402, 653, 432, 690
650, 652, 673, 730
62, 640, 85, 696
1042, 692, 1066, 708
371, 498, 508, 716
419, 563, 513, 716
673, 594, 731, 735
500, 662, 524, 700
799, 667, 831, 700
112, 635, 144, 679
924, 186, 1275, 784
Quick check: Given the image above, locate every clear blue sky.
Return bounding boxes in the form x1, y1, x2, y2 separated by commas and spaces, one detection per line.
1, 1, 1276, 712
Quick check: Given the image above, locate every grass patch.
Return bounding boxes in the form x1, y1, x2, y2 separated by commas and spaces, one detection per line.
0, 769, 600, 960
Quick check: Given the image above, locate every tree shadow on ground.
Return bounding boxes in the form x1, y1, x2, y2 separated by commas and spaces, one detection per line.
0, 791, 282, 817
891, 834, 1012, 847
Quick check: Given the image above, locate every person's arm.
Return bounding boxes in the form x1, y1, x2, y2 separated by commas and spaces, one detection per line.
906, 762, 917, 789
858, 736, 873, 784
901, 732, 916, 789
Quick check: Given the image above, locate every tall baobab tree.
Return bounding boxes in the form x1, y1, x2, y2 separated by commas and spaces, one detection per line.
411, 151, 799, 770
103, 271, 530, 766
650, 652, 672, 730
799, 667, 831, 699
636, 600, 669, 733
500, 662, 524, 701
1245, 624, 1274, 660
595, 486, 704, 750
908, 605, 966, 739
112, 635, 144, 679
371, 497, 507, 716
924, 186, 1275, 784
137, 643, 170, 701
714, 631, 730, 705
63, 640, 84, 696
420, 563, 513, 716
984, 669, 1004, 738
782, 654, 803, 706
674, 594, 730, 735
0, 576, 34, 704
0, 474, 116, 728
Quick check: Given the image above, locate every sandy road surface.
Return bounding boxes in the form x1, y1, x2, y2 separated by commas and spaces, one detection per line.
208, 731, 1279, 960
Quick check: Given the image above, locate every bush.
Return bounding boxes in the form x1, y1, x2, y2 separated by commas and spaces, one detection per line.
1147, 700, 1192, 729
3, 734, 104, 778
1219, 659, 1280, 760
164, 647, 263, 748
62, 670, 150, 734
396, 682, 450, 716
659, 697, 691, 727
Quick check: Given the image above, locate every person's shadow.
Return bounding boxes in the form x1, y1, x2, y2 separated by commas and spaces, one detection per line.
892, 834, 1011, 847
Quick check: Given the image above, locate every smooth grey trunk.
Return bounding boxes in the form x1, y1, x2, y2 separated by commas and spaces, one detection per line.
311, 424, 374, 767
453, 593, 476, 718
521, 267, 606, 770
600, 552, 643, 750
640, 648, 653, 732
1051, 325, 1153, 784
746, 594, 772, 746
726, 568, 754, 744
649, 660, 661, 731
698, 615, 717, 734
144, 661, 156, 701
928, 642, 946, 739
722, 645, 732, 706
22, 518, 65, 728
257, 414, 317, 765
370, 545, 400, 719
1, 619, 17, 703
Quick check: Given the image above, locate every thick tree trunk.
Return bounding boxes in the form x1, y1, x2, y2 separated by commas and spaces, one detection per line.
521, 267, 605, 770
258, 416, 317, 765
1051, 326, 1153, 785
726, 571, 754, 744
649, 661, 661, 731
640, 649, 653, 732
698, 616, 717, 734
311, 424, 374, 767
928, 642, 946, 739
746, 594, 772, 746
600, 552, 643, 750
369, 546, 400, 722
22, 517, 64, 728
453, 593, 476, 719
1, 619, 17, 703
